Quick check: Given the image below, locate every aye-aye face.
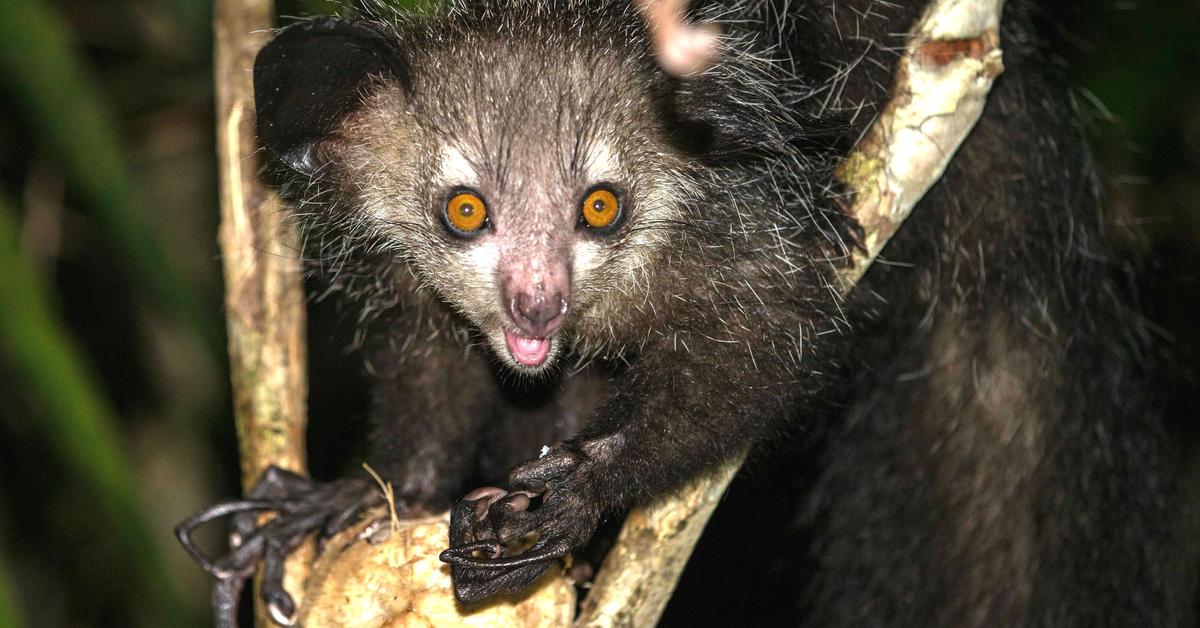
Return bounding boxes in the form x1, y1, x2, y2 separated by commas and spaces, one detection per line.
322, 17, 696, 373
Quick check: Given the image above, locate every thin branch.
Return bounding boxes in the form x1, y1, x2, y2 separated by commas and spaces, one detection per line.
837, 0, 1006, 288
577, 457, 743, 627
213, 0, 311, 619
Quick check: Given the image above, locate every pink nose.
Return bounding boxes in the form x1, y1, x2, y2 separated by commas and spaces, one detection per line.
509, 290, 567, 337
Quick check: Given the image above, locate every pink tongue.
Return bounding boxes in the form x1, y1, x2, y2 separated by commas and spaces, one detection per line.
505, 330, 550, 366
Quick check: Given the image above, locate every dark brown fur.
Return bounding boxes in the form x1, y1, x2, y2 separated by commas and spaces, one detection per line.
183, 0, 1184, 623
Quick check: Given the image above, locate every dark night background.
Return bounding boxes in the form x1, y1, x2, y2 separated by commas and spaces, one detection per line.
0, 1, 1196, 626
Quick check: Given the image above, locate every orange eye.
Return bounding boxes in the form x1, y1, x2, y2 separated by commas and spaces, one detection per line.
581, 187, 621, 231
444, 191, 488, 235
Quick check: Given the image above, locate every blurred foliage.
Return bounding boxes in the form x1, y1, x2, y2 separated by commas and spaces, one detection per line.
0, 0, 221, 356
0, 553, 22, 628
0, 0, 1194, 626
0, 194, 193, 625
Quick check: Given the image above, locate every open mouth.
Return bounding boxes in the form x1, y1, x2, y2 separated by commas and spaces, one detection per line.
504, 329, 552, 367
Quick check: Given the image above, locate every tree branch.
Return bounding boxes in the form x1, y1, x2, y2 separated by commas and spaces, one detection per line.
213, 0, 311, 620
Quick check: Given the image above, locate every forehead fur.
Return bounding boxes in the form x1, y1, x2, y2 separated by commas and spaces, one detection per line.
394, 6, 665, 187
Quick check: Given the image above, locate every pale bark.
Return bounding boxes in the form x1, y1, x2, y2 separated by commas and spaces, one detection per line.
213, 0, 311, 621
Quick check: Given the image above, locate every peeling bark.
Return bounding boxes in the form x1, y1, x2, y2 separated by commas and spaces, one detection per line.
836, 0, 1005, 289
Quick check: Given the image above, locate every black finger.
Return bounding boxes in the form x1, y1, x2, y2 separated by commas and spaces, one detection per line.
231, 467, 312, 547
256, 508, 326, 626
470, 512, 500, 546
212, 576, 245, 628
487, 492, 530, 529
229, 512, 255, 549
495, 509, 539, 545
440, 539, 569, 570
469, 490, 516, 542
452, 559, 558, 604
321, 497, 365, 538
439, 540, 504, 564
321, 483, 382, 537
261, 538, 296, 626
450, 496, 489, 547
175, 499, 279, 576
486, 493, 535, 544
211, 526, 269, 580
211, 508, 305, 579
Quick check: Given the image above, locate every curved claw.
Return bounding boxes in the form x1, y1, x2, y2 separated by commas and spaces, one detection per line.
440, 541, 569, 570
174, 499, 283, 577
176, 467, 383, 626
439, 540, 505, 562
442, 442, 614, 603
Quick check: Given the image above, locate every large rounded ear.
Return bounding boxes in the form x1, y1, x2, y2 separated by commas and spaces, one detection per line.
254, 17, 407, 175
